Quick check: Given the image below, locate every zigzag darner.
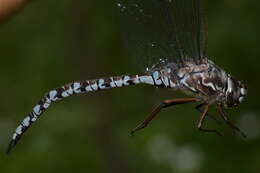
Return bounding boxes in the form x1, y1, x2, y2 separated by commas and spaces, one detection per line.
7, 0, 247, 154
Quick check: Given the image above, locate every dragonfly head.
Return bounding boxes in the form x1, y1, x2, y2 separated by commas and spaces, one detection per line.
225, 75, 247, 108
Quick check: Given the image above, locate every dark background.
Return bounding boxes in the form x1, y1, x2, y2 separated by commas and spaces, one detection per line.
0, 0, 259, 173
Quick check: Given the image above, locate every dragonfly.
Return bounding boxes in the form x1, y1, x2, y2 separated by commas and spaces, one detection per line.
7, 0, 247, 154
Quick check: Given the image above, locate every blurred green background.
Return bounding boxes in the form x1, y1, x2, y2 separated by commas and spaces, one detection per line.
0, 0, 259, 173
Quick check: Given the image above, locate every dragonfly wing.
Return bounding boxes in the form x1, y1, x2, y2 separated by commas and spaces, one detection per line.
115, 0, 208, 68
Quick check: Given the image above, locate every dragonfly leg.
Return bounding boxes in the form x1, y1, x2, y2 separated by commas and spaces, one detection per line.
195, 104, 223, 125
131, 98, 198, 135
217, 104, 247, 138
197, 104, 223, 136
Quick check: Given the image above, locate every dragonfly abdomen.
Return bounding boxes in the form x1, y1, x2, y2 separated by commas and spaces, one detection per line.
7, 71, 177, 153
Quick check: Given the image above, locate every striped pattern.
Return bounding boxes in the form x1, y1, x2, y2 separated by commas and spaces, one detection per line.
7, 71, 177, 154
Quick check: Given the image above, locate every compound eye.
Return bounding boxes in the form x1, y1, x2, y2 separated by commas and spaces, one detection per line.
241, 88, 247, 96
239, 96, 244, 103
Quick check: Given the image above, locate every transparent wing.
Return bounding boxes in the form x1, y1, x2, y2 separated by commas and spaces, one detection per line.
115, 0, 208, 68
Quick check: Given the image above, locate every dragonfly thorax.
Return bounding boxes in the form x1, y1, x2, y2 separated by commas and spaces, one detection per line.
151, 59, 244, 106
